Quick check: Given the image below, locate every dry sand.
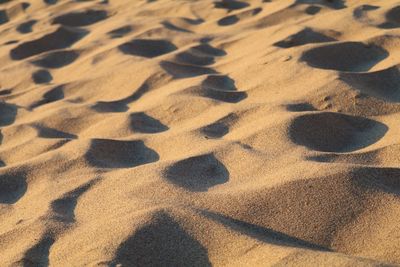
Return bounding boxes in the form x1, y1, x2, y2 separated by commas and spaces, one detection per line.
0, 0, 399, 266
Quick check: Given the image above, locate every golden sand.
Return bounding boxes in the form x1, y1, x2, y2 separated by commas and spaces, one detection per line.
0, 0, 399, 266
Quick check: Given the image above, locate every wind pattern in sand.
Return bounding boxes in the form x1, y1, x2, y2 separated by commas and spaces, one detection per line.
0, 0, 399, 266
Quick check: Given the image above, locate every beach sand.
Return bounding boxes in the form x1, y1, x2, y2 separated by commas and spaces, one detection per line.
0, 0, 399, 266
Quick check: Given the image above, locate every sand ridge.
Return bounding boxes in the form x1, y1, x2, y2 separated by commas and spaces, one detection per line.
0, 0, 399, 266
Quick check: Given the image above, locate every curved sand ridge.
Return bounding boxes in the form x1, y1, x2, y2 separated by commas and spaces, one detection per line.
0, 0, 399, 266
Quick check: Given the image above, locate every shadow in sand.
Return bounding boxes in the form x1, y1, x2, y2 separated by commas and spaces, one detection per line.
0, 173, 27, 204
0, 102, 17, 127
16, 19, 37, 34
22, 235, 54, 267
32, 50, 79, 69
201, 113, 238, 138
32, 69, 53, 84
300, 42, 388, 72
160, 61, 216, 79
187, 75, 247, 103
108, 25, 133, 38
274, 28, 336, 48
130, 112, 168, 134
214, 0, 250, 11
294, 0, 346, 10
119, 39, 177, 58
51, 178, 99, 223
165, 153, 229, 191
85, 139, 159, 168
92, 83, 149, 113
199, 209, 329, 251
52, 10, 108, 27
110, 211, 211, 267
10, 26, 87, 60
34, 124, 77, 139
340, 66, 400, 102
289, 112, 388, 152
30, 85, 65, 110
379, 6, 400, 29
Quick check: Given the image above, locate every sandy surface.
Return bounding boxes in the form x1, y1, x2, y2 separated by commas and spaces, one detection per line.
0, 0, 399, 266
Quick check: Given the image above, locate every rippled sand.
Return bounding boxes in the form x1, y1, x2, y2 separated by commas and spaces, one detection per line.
0, 0, 399, 266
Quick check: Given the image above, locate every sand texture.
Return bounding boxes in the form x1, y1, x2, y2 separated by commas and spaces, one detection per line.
0, 0, 400, 266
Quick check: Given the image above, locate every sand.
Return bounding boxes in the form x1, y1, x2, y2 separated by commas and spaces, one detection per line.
0, 0, 399, 266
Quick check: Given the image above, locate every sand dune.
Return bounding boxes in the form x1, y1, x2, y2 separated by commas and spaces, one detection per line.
0, 0, 399, 266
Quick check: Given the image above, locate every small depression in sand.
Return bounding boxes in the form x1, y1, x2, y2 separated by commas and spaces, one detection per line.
214, 0, 250, 11
108, 25, 133, 38
300, 42, 388, 72
111, 212, 211, 266
289, 112, 388, 152
200, 113, 238, 138
0, 173, 27, 204
119, 39, 177, 58
274, 28, 337, 48
0, 102, 17, 126
16, 19, 36, 34
32, 50, 79, 69
380, 5, 400, 28
52, 10, 108, 27
189, 44, 226, 57
164, 153, 229, 191
340, 66, 400, 102
309, 144, 400, 167
32, 69, 52, 84
30, 85, 64, 109
174, 51, 215, 66
194, 75, 247, 103
85, 139, 159, 168
160, 61, 216, 79
10, 26, 87, 60
218, 8, 262, 26
129, 112, 168, 134
294, 0, 347, 10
